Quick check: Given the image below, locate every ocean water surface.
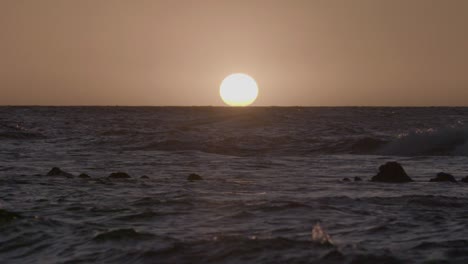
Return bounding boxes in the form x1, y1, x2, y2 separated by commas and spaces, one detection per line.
1, 107, 468, 263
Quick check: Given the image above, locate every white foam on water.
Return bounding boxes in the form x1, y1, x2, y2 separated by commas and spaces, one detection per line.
312, 223, 334, 246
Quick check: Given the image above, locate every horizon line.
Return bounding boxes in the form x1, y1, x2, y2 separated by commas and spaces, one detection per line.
1, 105, 468, 108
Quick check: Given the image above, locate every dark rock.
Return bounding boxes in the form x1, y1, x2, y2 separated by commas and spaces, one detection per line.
461, 176, 468, 183
430, 172, 457, 182
188, 173, 203, 181
140, 175, 150, 179
47, 167, 74, 178
108, 172, 131, 179
78, 173, 90, 178
342, 177, 351, 182
354, 176, 363, 182
0, 209, 21, 224
371, 162, 413, 183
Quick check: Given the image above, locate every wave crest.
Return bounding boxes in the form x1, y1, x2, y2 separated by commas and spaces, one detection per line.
379, 125, 468, 156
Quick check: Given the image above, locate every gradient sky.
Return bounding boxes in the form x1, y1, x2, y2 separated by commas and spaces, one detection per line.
1, 0, 468, 106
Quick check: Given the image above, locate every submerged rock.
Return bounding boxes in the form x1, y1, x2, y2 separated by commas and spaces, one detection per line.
371, 162, 413, 183
140, 175, 150, 179
354, 176, 363, 182
0, 209, 21, 224
430, 172, 457, 182
188, 173, 203, 181
79, 173, 91, 178
342, 177, 351, 182
461, 176, 468, 183
108, 172, 131, 179
47, 167, 74, 178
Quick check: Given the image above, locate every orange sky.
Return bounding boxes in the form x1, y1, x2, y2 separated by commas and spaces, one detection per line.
1, 0, 468, 106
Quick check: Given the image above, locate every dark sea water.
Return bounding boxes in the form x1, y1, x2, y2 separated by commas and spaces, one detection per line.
1, 107, 468, 264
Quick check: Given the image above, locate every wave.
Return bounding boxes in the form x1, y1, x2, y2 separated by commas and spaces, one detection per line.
305, 124, 468, 156
0, 123, 44, 140
313, 195, 468, 209
123, 135, 386, 157
0, 131, 44, 140
109, 235, 406, 264
115, 211, 160, 221
313, 136, 388, 154
142, 236, 333, 264
125, 137, 280, 156
121, 125, 468, 157
405, 195, 466, 208
93, 228, 156, 241
5, 107, 468, 157
378, 125, 468, 156
412, 239, 468, 250
131, 197, 195, 207
255, 200, 311, 212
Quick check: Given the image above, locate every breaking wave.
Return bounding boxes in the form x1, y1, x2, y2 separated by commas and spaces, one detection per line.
378, 125, 468, 156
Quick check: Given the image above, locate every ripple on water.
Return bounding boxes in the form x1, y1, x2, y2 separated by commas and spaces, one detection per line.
93, 229, 156, 241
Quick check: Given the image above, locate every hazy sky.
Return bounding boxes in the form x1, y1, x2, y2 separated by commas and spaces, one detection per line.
1, 0, 468, 106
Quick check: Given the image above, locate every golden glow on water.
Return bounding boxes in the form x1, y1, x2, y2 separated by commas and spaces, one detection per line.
220, 73, 258, 106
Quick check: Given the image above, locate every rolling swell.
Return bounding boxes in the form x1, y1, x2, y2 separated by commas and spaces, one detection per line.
2, 107, 468, 156
0, 131, 44, 140
0, 125, 44, 140
114, 125, 468, 157
93, 229, 155, 241
123, 136, 388, 156
379, 125, 468, 156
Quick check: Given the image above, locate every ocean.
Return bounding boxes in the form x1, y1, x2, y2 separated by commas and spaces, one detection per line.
1, 106, 468, 263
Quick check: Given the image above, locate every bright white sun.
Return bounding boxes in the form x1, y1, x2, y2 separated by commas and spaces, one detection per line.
220, 73, 259, 107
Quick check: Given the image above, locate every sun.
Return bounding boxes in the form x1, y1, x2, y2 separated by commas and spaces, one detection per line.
220, 73, 259, 106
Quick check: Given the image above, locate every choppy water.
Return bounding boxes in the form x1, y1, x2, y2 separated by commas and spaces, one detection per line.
1, 107, 468, 263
